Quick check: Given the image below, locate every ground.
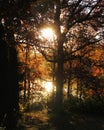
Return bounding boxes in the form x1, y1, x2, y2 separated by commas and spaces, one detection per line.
17, 109, 104, 130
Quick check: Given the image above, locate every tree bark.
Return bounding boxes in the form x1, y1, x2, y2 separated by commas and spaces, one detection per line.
53, 1, 64, 113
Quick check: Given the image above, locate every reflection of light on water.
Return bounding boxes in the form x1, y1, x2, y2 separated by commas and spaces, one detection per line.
44, 82, 53, 93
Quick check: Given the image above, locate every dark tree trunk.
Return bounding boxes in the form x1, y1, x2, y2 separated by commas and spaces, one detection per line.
0, 24, 19, 129
6, 45, 19, 129
53, 1, 64, 114
0, 25, 9, 126
55, 59, 64, 113
67, 59, 72, 99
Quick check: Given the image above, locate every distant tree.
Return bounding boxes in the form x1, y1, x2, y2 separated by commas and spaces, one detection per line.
65, 25, 104, 100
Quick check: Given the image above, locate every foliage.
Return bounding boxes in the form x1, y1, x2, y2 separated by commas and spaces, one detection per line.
65, 96, 104, 114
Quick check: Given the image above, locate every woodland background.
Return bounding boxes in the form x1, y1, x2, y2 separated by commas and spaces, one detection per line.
0, 0, 104, 130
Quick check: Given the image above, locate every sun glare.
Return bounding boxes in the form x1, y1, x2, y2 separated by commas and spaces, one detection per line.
40, 27, 56, 41
44, 82, 53, 93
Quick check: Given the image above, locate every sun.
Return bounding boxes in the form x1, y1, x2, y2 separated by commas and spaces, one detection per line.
44, 82, 53, 93
40, 27, 56, 41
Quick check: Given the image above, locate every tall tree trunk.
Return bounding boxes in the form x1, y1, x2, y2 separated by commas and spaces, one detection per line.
0, 25, 9, 126
24, 45, 28, 103
27, 71, 31, 108
55, 58, 64, 113
54, 1, 64, 113
67, 59, 72, 99
0, 24, 19, 129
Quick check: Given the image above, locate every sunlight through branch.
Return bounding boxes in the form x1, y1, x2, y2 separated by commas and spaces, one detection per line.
40, 27, 56, 41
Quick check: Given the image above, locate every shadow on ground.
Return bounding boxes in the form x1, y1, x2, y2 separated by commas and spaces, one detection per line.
17, 109, 104, 130
50, 111, 104, 130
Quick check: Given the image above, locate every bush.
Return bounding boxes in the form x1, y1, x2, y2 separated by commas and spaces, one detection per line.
64, 96, 104, 115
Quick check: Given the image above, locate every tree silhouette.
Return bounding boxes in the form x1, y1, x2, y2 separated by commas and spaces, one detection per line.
0, 1, 20, 128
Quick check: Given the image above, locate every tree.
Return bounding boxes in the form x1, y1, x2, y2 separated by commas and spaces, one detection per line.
13, 0, 104, 114
0, 1, 20, 129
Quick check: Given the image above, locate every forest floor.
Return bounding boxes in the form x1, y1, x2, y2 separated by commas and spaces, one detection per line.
17, 108, 104, 130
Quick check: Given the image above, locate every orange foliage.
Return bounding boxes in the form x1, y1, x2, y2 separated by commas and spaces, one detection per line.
92, 67, 100, 77
87, 89, 95, 96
